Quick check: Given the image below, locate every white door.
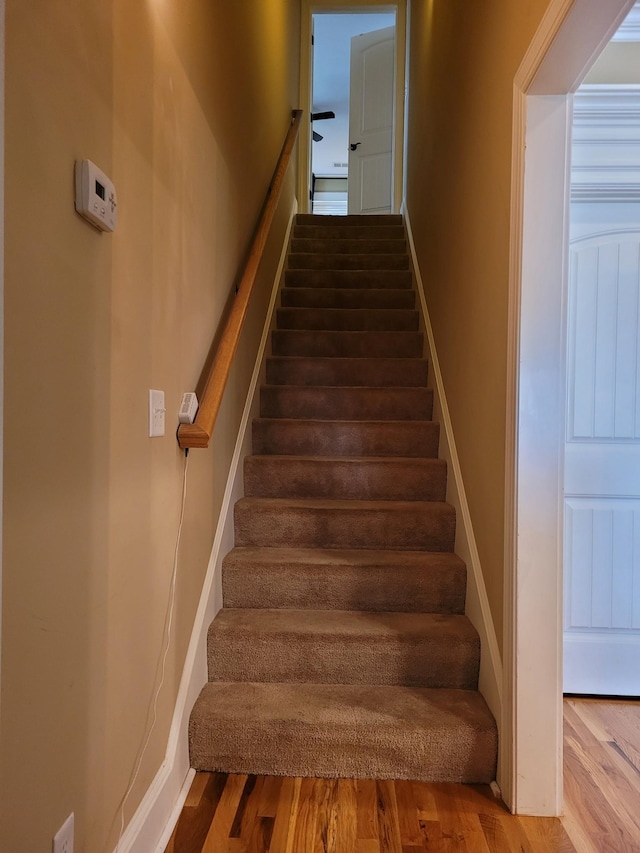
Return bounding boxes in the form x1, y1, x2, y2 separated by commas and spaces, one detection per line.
348, 26, 395, 215
564, 231, 640, 695
563, 86, 640, 696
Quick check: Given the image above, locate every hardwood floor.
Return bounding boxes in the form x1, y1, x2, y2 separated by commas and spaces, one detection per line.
166, 698, 640, 852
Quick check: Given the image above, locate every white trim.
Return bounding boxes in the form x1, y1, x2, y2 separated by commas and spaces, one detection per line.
0, 0, 5, 727
505, 0, 636, 818
114, 201, 298, 853
153, 770, 196, 853
403, 205, 503, 757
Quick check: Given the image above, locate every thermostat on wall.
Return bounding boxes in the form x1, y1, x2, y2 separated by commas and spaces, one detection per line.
74, 159, 117, 232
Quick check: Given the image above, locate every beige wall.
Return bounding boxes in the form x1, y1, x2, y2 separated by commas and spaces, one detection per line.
405, 0, 552, 654
0, 1, 300, 851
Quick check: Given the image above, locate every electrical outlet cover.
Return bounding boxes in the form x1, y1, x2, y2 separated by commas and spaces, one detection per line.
53, 812, 74, 853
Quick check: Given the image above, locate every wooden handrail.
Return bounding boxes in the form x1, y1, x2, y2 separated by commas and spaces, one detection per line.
178, 109, 303, 449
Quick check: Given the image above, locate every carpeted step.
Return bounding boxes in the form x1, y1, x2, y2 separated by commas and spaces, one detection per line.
290, 237, 407, 255
251, 418, 440, 458
260, 385, 433, 420
288, 253, 409, 271
285, 269, 412, 289
222, 547, 465, 613
281, 287, 415, 309
190, 682, 497, 782
276, 307, 419, 332
293, 224, 405, 240
234, 497, 456, 551
189, 212, 498, 789
265, 356, 428, 387
206, 609, 479, 689
296, 213, 403, 227
244, 456, 447, 501
271, 329, 423, 358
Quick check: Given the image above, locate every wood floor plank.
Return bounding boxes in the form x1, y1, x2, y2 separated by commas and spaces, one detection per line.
410, 780, 438, 822
441, 784, 492, 853
393, 780, 423, 847
358, 840, 381, 853
229, 775, 258, 838
518, 815, 577, 852
258, 774, 283, 818
334, 778, 358, 853
315, 778, 339, 853
291, 776, 321, 853
356, 779, 379, 840
563, 734, 639, 852
564, 707, 640, 842
376, 780, 403, 853
183, 772, 212, 809
268, 776, 300, 853
201, 774, 248, 853
165, 772, 228, 853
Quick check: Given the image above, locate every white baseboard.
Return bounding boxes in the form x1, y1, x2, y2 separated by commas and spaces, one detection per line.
402, 204, 503, 743
115, 200, 298, 853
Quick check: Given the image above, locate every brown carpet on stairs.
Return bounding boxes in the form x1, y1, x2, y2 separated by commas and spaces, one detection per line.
189, 213, 498, 784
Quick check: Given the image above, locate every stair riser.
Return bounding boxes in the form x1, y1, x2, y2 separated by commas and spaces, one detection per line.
234, 501, 456, 551
266, 357, 428, 388
222, 558, 466, 613
290, 238, 407, 255
296, 214, 403, 226
281, 288, 415, 309
244, 457, 447, 501
276, 308, 419, 332
207, 625, 479, 689
251, 419, 440, 458
260, 387, 434, 420
285, 270, 412, 289
294, 225, 405, 240
271, 330, 423, 358
288, 254, 409, 271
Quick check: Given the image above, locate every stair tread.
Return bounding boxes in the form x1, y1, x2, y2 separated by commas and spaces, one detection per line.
190, 682, 497, 782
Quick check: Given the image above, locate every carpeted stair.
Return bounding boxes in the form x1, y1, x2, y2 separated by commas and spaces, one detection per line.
189, 214, 498, 783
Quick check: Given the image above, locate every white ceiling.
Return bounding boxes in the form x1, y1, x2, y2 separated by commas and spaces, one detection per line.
312, 12, 395, 177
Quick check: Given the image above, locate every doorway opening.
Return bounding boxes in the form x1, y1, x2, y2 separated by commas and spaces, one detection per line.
311, 12, 395, 214
508, 0, 637, 816
563, 12, 640, 698
298, 2, 406, 216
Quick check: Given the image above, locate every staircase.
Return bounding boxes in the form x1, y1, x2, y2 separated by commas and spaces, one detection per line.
189, 214, 497, 783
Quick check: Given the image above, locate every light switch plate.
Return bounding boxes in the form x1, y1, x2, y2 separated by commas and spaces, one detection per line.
149, 389, 165, 437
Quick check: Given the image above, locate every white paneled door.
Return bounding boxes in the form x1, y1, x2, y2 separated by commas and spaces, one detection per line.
564, 232, 640, 694
348, 26, 395, 215
564, 87, 640, 696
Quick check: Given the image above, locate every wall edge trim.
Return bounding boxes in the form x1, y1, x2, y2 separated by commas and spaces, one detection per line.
402, 203, 504, 742
114, 199, 298, 853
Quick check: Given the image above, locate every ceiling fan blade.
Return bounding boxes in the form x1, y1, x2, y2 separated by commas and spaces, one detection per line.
311, 111, 336, 122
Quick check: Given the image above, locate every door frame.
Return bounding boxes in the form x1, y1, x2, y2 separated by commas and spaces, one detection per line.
298, 0, 406, 215
504, 0, 636, 815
